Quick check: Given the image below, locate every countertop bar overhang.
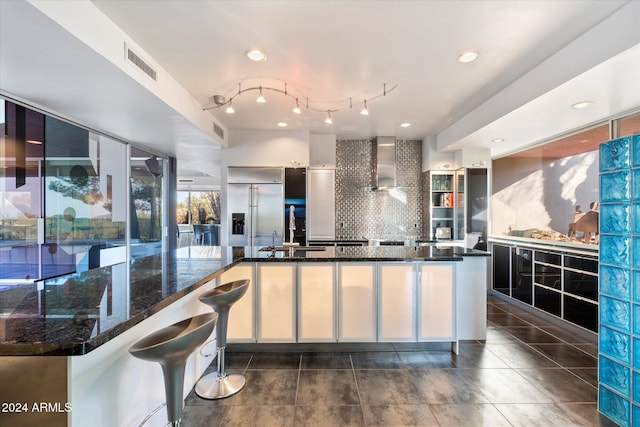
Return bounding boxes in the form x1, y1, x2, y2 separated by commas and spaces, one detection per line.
0, 245, 489, 356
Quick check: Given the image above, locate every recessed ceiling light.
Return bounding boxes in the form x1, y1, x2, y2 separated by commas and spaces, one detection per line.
400, 123, 411, 128
492, 138, 505, 143
457, 51, 479, 63
246, 49, 267, 62
277, 122, 288, 127
571, 101, 593, 109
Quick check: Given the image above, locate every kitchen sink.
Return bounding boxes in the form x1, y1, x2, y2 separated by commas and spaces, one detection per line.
259, 246, 326, 252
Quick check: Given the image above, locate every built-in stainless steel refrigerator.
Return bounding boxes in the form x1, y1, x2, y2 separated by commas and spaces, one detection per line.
228, 167, 284, 247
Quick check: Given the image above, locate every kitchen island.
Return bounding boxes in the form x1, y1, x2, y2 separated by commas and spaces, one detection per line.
0, 245, 489, 427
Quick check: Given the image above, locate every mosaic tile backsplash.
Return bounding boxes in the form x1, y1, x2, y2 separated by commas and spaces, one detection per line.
335, 139, 422, 240
599, 133, 640, 426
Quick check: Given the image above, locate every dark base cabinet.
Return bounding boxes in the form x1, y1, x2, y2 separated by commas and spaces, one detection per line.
564, 295, 598, 331
533, 285, 561, 317
490, 239, 598, 333
492, 244, 511, 296
512, 248, 532, 304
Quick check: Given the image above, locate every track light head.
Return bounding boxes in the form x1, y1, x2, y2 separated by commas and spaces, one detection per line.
360, 100, 369, 116
256, 86, 266, 103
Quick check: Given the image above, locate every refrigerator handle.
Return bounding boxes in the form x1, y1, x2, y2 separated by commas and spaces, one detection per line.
250, 185, 257, 247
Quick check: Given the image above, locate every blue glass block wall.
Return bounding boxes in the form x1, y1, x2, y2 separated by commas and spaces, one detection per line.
599, 133, 640, 426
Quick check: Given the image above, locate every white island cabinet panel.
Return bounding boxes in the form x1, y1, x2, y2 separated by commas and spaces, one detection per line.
378, 263, 416, 341
418, 263, 455, 340
221, 263, 255, 343
456, 256, 488, 340
338, 263, 376, 342
257, 264, 296, 342
298, 263, 336, 342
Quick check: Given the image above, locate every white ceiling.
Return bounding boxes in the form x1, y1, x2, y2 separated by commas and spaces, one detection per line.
1, 1, 639, 178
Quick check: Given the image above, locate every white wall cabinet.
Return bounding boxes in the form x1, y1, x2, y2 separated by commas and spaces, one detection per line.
257, 263, 296, 342
338, 263, 376, 342
221, 263, 255, 343
418, 263, 454, 341
298, 263, 335, 342
307, 169, 335, 240
378, 263, 416, 341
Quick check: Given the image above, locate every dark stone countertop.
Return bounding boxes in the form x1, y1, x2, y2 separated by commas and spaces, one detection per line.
0, 245, 489, 356
239, 244, 489, 261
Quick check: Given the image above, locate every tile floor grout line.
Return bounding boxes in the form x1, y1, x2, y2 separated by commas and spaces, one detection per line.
490, 402, 517, 427
489, 308, 597, 364
293, 354, 302, 407
346, 352, 366, 426
487, 301, 597, 346
489, 305, 599, 361
487, 304, 600, 396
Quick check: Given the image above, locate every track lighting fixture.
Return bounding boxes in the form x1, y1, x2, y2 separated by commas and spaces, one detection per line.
360, 100, 369, 116
204, 82, 396, 123
293, 98, 302, 114
256, 86, 266, 103
324, 111, 333, 124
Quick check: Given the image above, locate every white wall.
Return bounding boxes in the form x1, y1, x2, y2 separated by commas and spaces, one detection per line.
309, 134, 336, 167
454, 149, 491, 169
422, 135, 455, 172
223, 130, 310, 168
27, 0, 225, 147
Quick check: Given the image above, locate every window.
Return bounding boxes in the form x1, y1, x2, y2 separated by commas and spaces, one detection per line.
44, 117, 127, 269
189, 191, 220, 224
1, 98, 168, 277
619, 111, 640, 137
130, 147, 164, 258
491, 122, 608, 244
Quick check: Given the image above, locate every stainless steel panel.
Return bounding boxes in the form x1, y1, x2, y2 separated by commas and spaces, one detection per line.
375, 136, 396, 189
228, 183, 250, 246
336, 139, 422, 241
228, 167, 283, 184
253, 184, 284, 247
228, 183, 283, 246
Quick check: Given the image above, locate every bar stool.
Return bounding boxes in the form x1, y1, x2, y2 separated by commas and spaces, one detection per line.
129, 312, 217, 426
195, 279, 250, 399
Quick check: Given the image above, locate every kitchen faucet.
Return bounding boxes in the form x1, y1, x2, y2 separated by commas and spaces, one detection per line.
289, 205, 295, 246
271, 230, 277, 249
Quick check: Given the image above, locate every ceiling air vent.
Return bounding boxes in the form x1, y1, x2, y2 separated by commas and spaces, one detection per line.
125, 45, 157, 81
213, 123, 224, 139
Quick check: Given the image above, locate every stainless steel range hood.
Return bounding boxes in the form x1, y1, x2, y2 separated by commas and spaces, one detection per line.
374, 136, 396, 189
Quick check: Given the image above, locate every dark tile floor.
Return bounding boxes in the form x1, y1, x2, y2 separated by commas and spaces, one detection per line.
181, 294, 615, 426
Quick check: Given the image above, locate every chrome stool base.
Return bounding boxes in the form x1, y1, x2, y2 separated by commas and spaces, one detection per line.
195, 372, 246, 399
195, 280, 250, 400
